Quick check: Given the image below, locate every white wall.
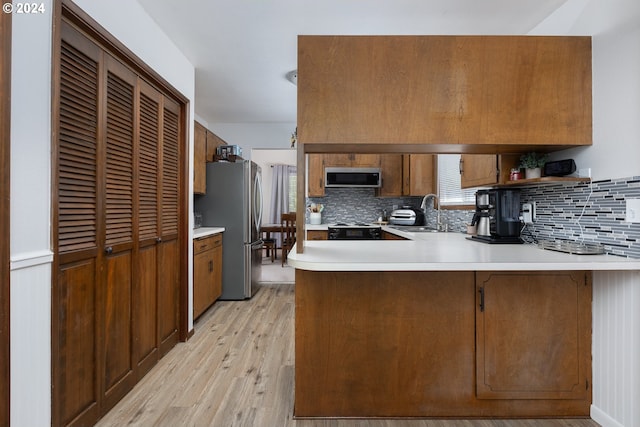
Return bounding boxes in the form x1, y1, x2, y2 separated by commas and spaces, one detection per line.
210, 122, 297, 158
9, 1, 195, 425
9, 3, 54, 425
591, 271, 640, 427
549, 0, 640, 181
251, 149, 297, 224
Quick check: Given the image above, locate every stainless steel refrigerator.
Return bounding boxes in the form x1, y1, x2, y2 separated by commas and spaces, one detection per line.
195, 160, 263, 300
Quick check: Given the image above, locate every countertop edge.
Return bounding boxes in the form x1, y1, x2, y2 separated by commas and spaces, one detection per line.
193, 227, 225, 239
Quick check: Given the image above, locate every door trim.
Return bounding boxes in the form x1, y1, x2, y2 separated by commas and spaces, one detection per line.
1, 6, 11, 427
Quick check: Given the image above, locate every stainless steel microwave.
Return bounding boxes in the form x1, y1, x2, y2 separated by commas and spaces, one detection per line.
325, 167, 382, 188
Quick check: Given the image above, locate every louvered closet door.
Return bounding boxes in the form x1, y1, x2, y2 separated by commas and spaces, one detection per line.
134, 79, 161, 377
101, 54, 137, 410
158, 97, 181, 356
56, 22, 101, 427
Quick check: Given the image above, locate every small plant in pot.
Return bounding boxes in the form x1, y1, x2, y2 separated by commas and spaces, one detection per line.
519, 152, 549, 179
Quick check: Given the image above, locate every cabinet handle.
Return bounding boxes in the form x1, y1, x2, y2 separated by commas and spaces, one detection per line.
105, 246, 113, 255
479, 287, 485, 312
156, 237, 162, 243
459, 157, 464, 175
209, 260, 213, 272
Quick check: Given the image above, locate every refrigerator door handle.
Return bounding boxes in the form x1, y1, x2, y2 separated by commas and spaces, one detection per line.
254, 170, 263, 231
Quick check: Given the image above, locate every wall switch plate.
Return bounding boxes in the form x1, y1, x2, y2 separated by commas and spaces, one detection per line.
626, 199, 640, 223
578, 168, 592, 178
522, 203, 533, 224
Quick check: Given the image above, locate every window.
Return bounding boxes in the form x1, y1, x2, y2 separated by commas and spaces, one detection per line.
438, 154, 476, 206
288, 167, 297, 212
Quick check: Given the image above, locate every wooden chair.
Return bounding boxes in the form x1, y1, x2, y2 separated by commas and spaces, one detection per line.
280, 212, 296, 266
262, 236, 276, 262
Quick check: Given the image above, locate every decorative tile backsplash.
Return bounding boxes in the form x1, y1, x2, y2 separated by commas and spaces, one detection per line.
520, 176, 640, 259
305, 188, 474, 232
306, 175, 640, 259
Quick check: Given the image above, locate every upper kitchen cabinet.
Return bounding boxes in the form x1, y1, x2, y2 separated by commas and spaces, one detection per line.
194, 122, 229, 195
194, 121, 207, 194
205, 130, 227, 162
402, 154, 436, 196
297, 36, 592, 152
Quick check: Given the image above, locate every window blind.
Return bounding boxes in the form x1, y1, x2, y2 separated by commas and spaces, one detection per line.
438, 154, 476, 206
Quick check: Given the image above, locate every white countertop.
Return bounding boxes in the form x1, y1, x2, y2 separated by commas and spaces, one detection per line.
193, 227, 225, 239
288, 228, 640, 271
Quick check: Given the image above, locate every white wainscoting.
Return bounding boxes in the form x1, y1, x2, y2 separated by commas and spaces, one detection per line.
10, 261, 52, 427
591, 270, 640, 427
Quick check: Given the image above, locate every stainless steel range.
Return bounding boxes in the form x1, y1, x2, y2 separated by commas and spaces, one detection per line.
327, 223, 382, 240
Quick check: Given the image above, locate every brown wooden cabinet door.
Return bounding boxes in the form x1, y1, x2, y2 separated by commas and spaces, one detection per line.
193, 121, 206, 194
55, 19, 184, 426
193, 248, 213, 319
350, 154, 379, 167
377, 154, 403, 197
134, 80, 161, 378
56, 23, 101, 427
306, 230, 328, 241
298, 36, 591, 148
206, 129, 227, 162
307, 154, 325, 197
102, 54, 136, 410
476, 271, 592, 400
212, 240, 223, 300
158, 98, 181, 356
403, 154, 435, 196
460, 154, 498, 188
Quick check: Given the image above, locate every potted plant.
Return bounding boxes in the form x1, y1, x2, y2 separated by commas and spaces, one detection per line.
519, 152, 548, 179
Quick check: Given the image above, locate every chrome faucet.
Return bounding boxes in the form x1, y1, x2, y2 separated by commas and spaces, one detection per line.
420, 193, 443, 231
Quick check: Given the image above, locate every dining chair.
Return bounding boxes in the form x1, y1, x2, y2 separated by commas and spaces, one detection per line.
280, 212, 296, 267
262, 236, 276, 262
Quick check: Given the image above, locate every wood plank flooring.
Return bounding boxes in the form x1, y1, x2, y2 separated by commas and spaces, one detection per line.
95, 283, 600, 427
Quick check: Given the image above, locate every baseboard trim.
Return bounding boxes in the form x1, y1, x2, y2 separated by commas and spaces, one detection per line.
591, 404, 625, 427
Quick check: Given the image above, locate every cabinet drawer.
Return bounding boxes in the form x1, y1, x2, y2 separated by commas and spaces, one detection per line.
194, 233, 222, 254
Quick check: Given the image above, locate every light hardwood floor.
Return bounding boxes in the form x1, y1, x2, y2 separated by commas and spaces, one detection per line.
95, 283, 600, 427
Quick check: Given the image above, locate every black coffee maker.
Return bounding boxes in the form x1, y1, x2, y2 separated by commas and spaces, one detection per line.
470, 189, 523, 244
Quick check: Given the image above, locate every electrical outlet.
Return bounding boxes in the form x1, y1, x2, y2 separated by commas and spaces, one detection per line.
626, 199, 640, 223
522, 203, 533, 224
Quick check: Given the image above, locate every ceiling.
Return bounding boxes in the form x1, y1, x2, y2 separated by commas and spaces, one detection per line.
136, 0, 574, 125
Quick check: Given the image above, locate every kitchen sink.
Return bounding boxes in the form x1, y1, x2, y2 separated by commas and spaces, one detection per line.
388, 225, 440, 233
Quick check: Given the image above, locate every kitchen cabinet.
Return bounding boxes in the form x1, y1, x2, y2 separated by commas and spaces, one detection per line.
306, 230, 328, 241
54, 21, 184, 427
206, 129, 227, 162
307, 154, 325, 197
193, 233, 223, 320
377, 155, 403, 197
194, 121, 207, 194
307, 153, 434, 197
460, 154, 499, 188
460, 154, 589, 189
382, 230, 407, 240
298, 36, 592, 151
295, 268, 592, 417
307, 153, 382, 197
402, 154, 436, 196
476, 271, 592, 401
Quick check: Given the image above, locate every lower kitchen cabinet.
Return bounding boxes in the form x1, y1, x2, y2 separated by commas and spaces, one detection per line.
193, 233, 223, 320
476, 271, 592, 401
295, 269, 592, 417
306, 230, 328, 240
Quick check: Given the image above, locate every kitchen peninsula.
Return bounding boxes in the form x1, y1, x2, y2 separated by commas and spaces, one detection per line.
288, 230, 640, 418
